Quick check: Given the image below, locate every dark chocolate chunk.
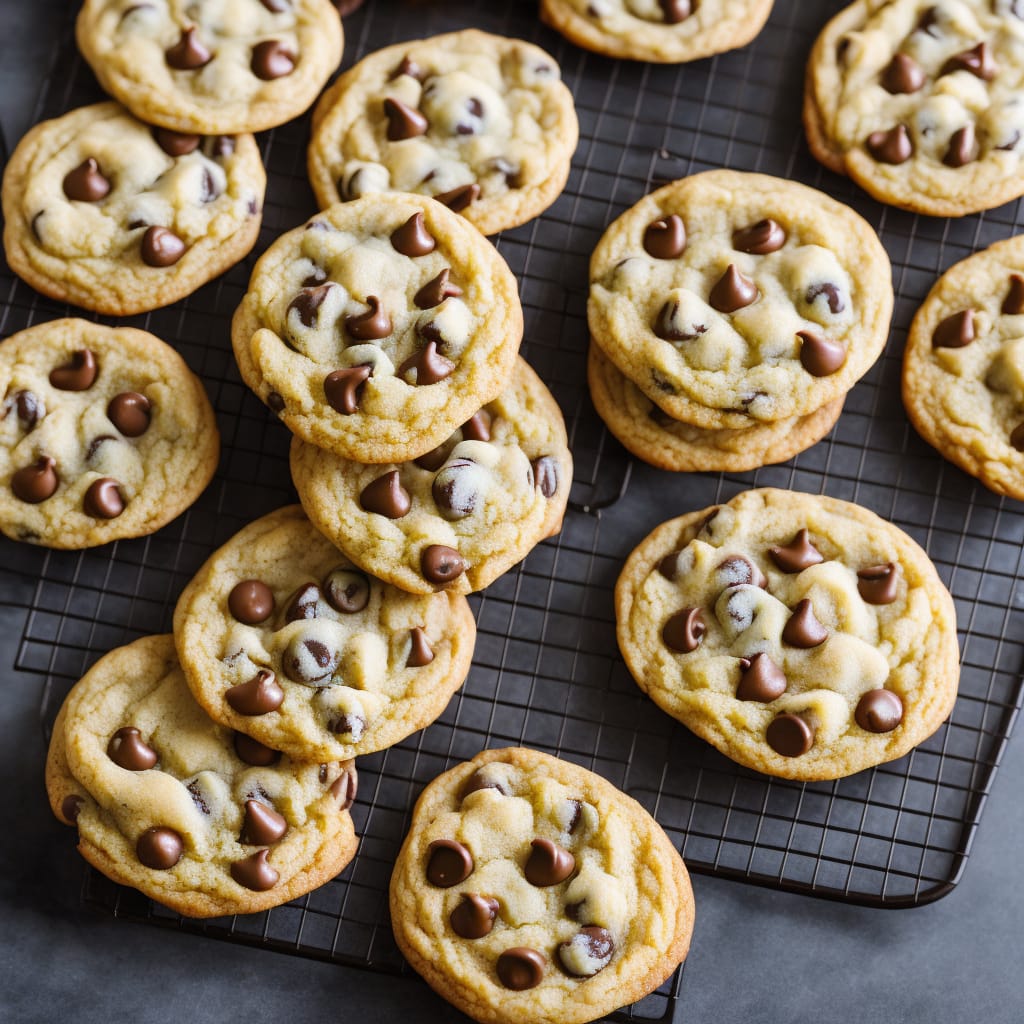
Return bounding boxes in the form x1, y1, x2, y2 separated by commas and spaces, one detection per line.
107, 726, 157, 771
390, 56, 424, 81
426, 838, 473, 886
226, 670, 285, 715
462, 769, 509, 799
228, 580, 275, 624
328, 712, 366, 739
9, 389, 42, 429
432, 458, 479, 519
1011, 423, 1024, 451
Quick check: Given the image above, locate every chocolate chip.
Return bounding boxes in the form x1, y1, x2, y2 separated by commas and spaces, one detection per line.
345, 296, 392, 340
50, 349, 97, 391
86, 435, 116, 461
199, 167, 221, 203
450, 894, 499, 939
805, 282, 845, 315
532, 456, 559, 498
165, 26, 213, 69
61, 795, 83, 823
231, 850, 280, 891
136, 827, 183, 869
289, 284, 335, 329
488, 156, 521, 188
414, 268, 463, 309
186, 780, 210, 814
407, 626, 434, 667
324, 364, 372, 414
659, 0, 692, 21
881, 53, 925, 93
857, 563, 899, 604
328, 712, 366, 739
226, 670, 284, 715
855, 689, 904, 733
383, 97, 428, 140
642, 215, 686, 259
782, 598, 828, 648
662, 607, 705, 653
426, 838, 473, 886
359, 470, 411, 518
709, 264, 758, 313
107, 726, 157, 770
462, 769, 509, 799
282, 636, 339, 684
330, 767, 358, 810
62, 158, 111, 202
657, 550, 685, 581
766, 714, 815, 757
736, 653, 787, 702
944, 124, 978, 167
716, 555, 767, 590
9, 389, 42, 429
1003, 274, 1024, 315
932, 309, 975, 348
434, 184, 481, 212
421, 545, 467, 584
414, 445, 449, 471
107, 392, 152, 437
251, 40, 295, 80
11, 456, 58, 503
267, 391, 285, 413
798, 330, 846, 376
154, 128, 200, 156
524, 838, 575, 886
233, 731, 281, 767
916, 6, 940, 36
460, 411, 491, 444
391, 212, 436, 256
398, 342, 455, 385
558, 926, 615, 977
141, 226, 186, 267
1012, 423, 1024, 451
941, 42, 997, 80
284, 583, 321, 622
240, 800, 288, 845
769, 529, 824, 572
654, 299, 706, 342
228, 580, 275, 624
732, 218, 786, 254
496, 948, 545, 990
432, 458, 481, 519
323, 569, 370, 613
83, 478, 125, 519
866, 125, 913, 164
566, 799, 583, 833
390, 55, 424, 81
302, 266, 327, 289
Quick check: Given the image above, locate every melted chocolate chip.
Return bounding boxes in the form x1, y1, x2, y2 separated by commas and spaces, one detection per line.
857, 563, 899, 604
226, 670, 285, 715
941, 42, 996, 80
10, 389, 42, 429
107, 392, 151, 437
136, 827, 183, 869
532, 456, 559, 498
328, 712, 366, 739
154, 128, 200, 156
384, 97, 428, 141
805, 282, 845, 315
284, 583, 321, 623
716, 555, 768, 590
282, 637, 339, 684
398, 342, 455, 385
141, 226, 186, 267
63, 158, 111, 202
855, 689, 904, 733
798, 331, 846, 376
1002, 274, 1024, 315
165, 26, 213, 70
496, 948, 546, 990
199, 167, 221, 203
421, 545, 467, 584
414, 268, 463, 309
50, 349, 97, 391
360, 470, 411, 518
330, 768, 358, 810
558, 926, 615, 977
932, 309, 975, 348
769, 529, 824, 573
866, 125, 913, 164
435, 184, 481, 212
643, 215, 686, 259
390, 56, 424, 81
432, 458, 479, 519
709, 264, 758, 313
345, 296, 392, 340
324, 365, 372, 414
231, 849, 280, 891
228, 580, 275, 624
240, 800, 288, 845
426, 838, 473, 886
107, 726, 157, 770
233, 731, 281, 767
524, 838, 575, 886
654, 299, 705, 341
251, 40, 295, 80
391, 212, 436, 256
943, 124, 978, 168
881, 53, 925, 93
83, 478, 125, 519
289, 284, 334, 329
657, 550, 685, 581
766, 713, 815, 757
782, 599, 828, 648
450, 894, 499, 939
662, 607, 705, 653
11, 456, 58, 503
407, 627, 434, 667
732, 218, 786, 254
462, 769, 509, 799
736, 653, 787, 702
323, 569, 370, 613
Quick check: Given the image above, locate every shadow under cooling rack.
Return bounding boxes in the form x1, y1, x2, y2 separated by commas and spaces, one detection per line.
6, 1, 1024, 1022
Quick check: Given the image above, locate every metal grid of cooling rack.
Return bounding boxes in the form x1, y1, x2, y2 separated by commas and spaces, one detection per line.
5, 0, 1024, 1021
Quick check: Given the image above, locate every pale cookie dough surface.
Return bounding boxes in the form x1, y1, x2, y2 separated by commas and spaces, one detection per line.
539, 0, 774, 64
903, 234, 1024, 498
232, 194, 523, 463
615, 488, 960, 781
45, 634, 358, 918
173, 505, 476, 762
0, 319, 219, 549
291, 358, 572, 596
588, 343, 844, 472
587, 170, 893, 430
805, 0, 1024, 216
308, 30, 578, 236
389, 747, 694, 1024
76, 0, 343, 134
1, 102, 265, 316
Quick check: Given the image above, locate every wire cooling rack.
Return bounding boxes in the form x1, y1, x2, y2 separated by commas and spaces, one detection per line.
6, 1, 1024, 1021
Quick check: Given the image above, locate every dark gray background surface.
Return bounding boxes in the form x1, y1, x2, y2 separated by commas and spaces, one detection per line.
2, 2, 1024, 1022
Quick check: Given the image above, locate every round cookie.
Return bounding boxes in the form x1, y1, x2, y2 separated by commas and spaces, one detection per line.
539, 0, 775, 64
75, 0, 344, 135
231, 194, 523, 463
805, 0, 1024, 217
290, 358, 571, 596
587, 170, 893, 430
615, 488, 960, 781
2, 102, 265, 316
389, 746, 694, 1024
173, 505, 477, 762
588, 343, 844, 472
308, 30, 578, 236
45, 634, 358, 918
903, 234, 1024, 499
0, 319, 219, 548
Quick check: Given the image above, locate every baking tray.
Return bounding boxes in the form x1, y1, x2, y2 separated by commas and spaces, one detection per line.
5, 2, 1024, 1022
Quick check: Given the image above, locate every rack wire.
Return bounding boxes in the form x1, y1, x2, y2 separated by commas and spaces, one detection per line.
6, 1, 1024, 1021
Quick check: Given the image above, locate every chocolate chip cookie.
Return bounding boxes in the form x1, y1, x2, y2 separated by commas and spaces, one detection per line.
76, 0, 344, 134
539, 0, 775, 64
389, 747, 694, 1024
46, 634, 358, 918
231, 194, 523, 463
588, 343, 845, 472
2, 102, 265, 316
805, 0, 1024, 216
0, 318, 219, 548
615, 488, 960, 781
173, 505, 476, 762
307, 29, 578, 236
903, 234, 1024, 498
588, 170, 893, 431
290, 358, 571, 596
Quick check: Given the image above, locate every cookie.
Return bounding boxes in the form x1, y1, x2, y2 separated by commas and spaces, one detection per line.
2, 102, 265, 316
615, 488, 960, 781
231, 194, 523, 463
805, 1, 1024, 216
173, 505, 477, 762
45, 634, 358, 918
539, 0, 775, 64
389, 747, 694, 1024
903, 234, 1024, 498
0, 318, 219, 549
587, 170, 893, 431
588, 342, 845, 472
307, 30, 578, 236
290, 357, 571, 596
75, 0, 344, 134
